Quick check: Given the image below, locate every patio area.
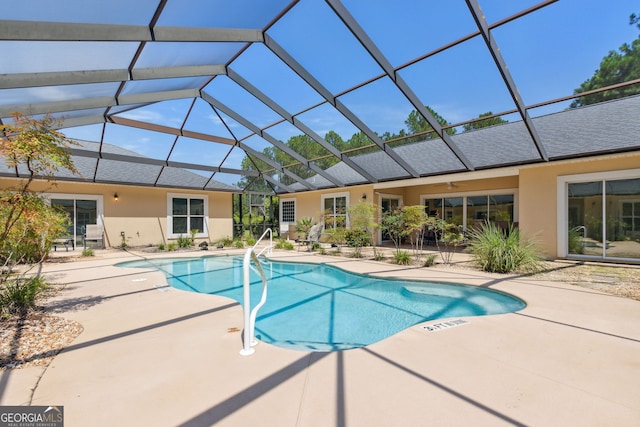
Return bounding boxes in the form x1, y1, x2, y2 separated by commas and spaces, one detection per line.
1, 248, 639, 426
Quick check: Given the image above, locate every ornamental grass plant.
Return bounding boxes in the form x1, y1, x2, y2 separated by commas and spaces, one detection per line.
0, 276, 48, 317
466, 222, 542, 274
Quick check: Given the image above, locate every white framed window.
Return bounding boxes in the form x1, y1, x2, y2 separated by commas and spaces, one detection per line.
167, 193, 208, 238
279, 198, 296, 236
321, 192, 349, 228
280, 199, 296, 223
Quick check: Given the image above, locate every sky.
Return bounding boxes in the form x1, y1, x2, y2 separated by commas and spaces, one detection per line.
2, 0, 638, 186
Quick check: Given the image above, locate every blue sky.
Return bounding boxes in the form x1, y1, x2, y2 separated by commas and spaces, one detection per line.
7, 0, 636, 185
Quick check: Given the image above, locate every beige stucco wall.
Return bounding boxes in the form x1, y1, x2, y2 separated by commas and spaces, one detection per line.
281, 185, 374, 240
519, 152, 640, 258
0, 178, 234, 247
284, 185, 374, 223
5, 151, 638, 256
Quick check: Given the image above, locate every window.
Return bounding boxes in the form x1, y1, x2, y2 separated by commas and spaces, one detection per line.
168, 193, 207, 238
322, 193, 348, 228
424, 193, 515, 232
621, 201, 640, 238
281, 199, 296, 223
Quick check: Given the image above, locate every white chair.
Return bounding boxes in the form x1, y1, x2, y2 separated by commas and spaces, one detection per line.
83, 224, 104, 249
299, 223, 324, 251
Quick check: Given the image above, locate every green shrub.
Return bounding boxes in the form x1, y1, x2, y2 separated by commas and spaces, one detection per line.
157, 242, 166, 251
274, 239, 294, 250
295, 217, 314, 240
219, 236, 234, 246
0, 192, 70, 263
245, 236, 257, 246
423, 253, 436, 267
373, 252, 385, 261
345, 229, 370, 247
233, 239, 244, 248
177, 235, 192, 248
324, 226, 346, 252
0, 276, 48, 316
393, 250, 411, 265
167, 242, 178, 251
345, 228, 370, 258
81, 248, 94, 257
189, 228, 199, 245
466, 222, 542, 273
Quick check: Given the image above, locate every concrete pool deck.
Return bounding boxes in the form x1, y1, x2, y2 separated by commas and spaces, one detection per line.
1, 248, 639, 426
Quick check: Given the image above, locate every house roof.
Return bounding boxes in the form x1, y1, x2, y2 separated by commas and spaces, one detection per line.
1, 1, 639, 194
287, 95, 640, 191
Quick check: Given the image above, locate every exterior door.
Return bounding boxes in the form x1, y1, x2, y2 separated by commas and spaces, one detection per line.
51, 197, 100, 248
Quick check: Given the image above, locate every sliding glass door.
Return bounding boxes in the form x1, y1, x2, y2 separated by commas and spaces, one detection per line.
566, 177, 640, 261
424, 193, 515, 231
50, 196, 102, 248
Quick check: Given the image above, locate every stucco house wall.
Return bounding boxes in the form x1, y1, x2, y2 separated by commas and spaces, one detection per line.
280, 152, 640, 260
519, 152, 640, 258
0, 179, 233, 248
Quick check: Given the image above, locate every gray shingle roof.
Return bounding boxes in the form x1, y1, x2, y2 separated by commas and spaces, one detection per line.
292, 95, 640, 191
0, 139, 240, 192
2, 96, 638, 194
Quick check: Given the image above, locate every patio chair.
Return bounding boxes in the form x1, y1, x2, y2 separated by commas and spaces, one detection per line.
299, 223, 324, 251
83, 224, 104, 249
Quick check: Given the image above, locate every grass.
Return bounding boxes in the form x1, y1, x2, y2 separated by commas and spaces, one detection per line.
423, 253, 436, 267
0, 276, 48, 317
274, 239, 294, 250
466, 222, 542, 273
81, 248, 94, 257
393, 250, 411, 265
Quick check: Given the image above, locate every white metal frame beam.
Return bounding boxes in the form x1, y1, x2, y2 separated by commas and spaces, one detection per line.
0, 20, 263, 43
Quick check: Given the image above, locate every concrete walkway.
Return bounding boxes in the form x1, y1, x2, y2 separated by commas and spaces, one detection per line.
2, 248, 639, 426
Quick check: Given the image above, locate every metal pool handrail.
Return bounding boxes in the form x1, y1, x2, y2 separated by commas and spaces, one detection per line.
240, 228, 273, 356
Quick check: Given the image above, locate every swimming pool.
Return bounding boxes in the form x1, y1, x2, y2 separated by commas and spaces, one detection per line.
116, 256, 525, 351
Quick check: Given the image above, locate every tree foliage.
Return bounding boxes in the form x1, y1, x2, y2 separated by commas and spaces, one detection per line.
1, 114, 78, 315
399, 106, 456, 145
463, 112, 508, 132
346, 201, 379, 258
0, 113, 78, 183
630, 12, 640, 32
1, 113, 78, 249
401, 205, 429, 261
380, 207, 407, 255
571, 13, 640, 107
233, 105, 492, 189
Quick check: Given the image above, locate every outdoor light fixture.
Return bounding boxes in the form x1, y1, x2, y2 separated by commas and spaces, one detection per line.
361, 193, 367, 200
114, 192, 119, 201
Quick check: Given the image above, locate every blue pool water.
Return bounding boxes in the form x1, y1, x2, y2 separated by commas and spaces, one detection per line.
116, 256, 525, 351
